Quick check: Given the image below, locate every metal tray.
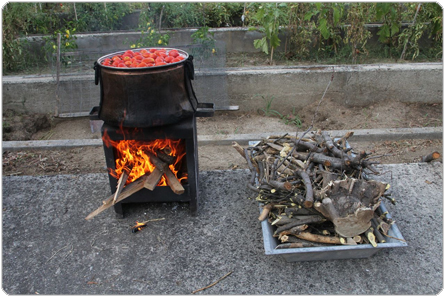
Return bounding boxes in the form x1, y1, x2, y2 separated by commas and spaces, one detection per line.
261, 202, 407, 262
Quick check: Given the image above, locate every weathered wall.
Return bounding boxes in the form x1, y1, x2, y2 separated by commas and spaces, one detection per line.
3, 63, 442, 115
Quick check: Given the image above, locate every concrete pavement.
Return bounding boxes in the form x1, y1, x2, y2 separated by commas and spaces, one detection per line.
2, 162, 443, 294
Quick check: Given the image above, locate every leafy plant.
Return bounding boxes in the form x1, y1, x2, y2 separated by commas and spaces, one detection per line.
344, 3, 373, 62
374, 2, 403, 57
249, 3, 288, 64
2, 3, 35, 72
190, 26, 216, 61
128, 20, 170, 48
74, 3, 133, 32
286, 3, 315, 60
304, 3, 345, 54
399, 3, 443, 60
203, 3, 244, 27
43, 22, 78, 65
145, 3, 205, 29
257, 95, 302, 127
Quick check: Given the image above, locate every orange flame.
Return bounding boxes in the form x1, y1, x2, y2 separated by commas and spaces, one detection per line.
132, 221, 147, 233
102, 129, 187, 186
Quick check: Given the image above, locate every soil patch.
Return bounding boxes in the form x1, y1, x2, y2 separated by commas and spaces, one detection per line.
2, 100, 443, 177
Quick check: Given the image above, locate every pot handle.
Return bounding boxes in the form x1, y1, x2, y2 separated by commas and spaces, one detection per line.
93, 61, 101, 85
184, 55, 199, 112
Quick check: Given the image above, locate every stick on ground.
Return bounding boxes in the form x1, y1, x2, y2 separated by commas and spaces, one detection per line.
191, 271, 233, 294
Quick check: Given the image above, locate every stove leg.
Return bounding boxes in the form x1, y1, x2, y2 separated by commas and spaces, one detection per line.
190, 194, 198, 216
114, 203, 124, 218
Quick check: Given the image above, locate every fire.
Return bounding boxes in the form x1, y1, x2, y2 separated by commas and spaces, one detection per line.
131, 221, 147, 233
102, 129, 187, 186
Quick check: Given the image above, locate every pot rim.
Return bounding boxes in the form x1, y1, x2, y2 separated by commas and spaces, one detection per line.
97, 47, 189, 71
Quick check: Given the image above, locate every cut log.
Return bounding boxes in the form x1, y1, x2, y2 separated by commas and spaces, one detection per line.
274, 215, 325, 235
294, 232, 343, 245
113, 167, 131, 204
313, 178, 387, 237
164, 167, 185, 195
144, 168, 163, 191
147, 152, 184, 194
420, 151, 441, 162
232, 141, 247, 160
258, 204, 274, 221
295, 170, 314, 208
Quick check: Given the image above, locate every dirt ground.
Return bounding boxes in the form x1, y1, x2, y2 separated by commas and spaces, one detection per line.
2, 99, 443, 177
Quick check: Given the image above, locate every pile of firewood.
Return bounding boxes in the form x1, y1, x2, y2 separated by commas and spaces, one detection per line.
233, 130, 400, 249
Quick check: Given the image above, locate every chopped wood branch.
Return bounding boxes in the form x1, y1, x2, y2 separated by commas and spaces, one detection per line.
86, 175, 149, 220
420, 151, 441, 163
191, 271, 233, 294
113, 167, 131, 204
294, 232, 343, 245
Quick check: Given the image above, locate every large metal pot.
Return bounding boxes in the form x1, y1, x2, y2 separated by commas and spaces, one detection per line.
94, 48, 198, 128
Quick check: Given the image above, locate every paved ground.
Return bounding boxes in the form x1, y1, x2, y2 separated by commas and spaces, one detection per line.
2, 162, 443, 294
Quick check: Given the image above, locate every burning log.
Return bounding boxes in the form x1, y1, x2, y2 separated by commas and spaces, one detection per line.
113, 166, 131, 204
233, 130, 395, 249
146, 152, 185, 194
86, 152, 184, 220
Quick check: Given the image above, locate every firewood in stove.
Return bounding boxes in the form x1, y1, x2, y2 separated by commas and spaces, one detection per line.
420, 151, 441, 162
144, 168, 163, 191
164, 167, 185, 195
147, 152, 185, 194
85, 175, 149, 220
156, 149, 176, 165
113, 166, 131, 204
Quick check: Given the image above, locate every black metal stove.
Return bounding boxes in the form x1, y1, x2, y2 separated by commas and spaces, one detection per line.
91, 103, 212, 217
91, 48, 213, 218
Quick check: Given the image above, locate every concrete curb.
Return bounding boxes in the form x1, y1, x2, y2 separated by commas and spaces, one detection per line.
2, 127, 442, 151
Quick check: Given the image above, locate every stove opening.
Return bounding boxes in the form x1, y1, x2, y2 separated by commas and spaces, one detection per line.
99, 117, 199, 217
103, 132, 188, 187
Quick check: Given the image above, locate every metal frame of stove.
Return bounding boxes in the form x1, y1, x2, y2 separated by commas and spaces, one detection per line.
102, 116, 198, 217
94, 103, 213, 217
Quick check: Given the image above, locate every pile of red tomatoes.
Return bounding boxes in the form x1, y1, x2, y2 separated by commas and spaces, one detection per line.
100, 48, 186, 68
